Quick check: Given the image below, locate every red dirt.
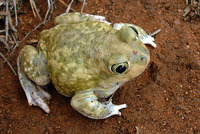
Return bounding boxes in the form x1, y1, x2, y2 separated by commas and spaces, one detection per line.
0, 0, 200, 133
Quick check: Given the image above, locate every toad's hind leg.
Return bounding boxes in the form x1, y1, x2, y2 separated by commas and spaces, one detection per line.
71, 90, 127, 119
18, 45, 51, 113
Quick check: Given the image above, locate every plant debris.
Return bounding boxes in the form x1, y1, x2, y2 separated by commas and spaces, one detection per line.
183, 0, 200, 20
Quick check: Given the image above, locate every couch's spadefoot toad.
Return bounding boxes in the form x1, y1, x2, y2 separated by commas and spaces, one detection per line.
17, 12, 157, 119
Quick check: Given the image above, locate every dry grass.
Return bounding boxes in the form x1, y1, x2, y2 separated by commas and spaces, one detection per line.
0, 0, 84, 75
0, 0, 56, 75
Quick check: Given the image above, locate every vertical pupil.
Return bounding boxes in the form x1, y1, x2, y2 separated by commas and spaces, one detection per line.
116, 65, 126, 74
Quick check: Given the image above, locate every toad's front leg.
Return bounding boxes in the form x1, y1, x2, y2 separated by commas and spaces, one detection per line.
18, 45, 51, 113
71, 90, 127, 119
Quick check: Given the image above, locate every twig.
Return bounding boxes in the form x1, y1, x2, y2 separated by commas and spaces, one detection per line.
8, 11, 17, 32
0, 52, 17, 76
65, 0, 74, 13
58, 0, 76, 12
135, 126, 141, 134
19, 22, 43, 42
186, 0, 189, 5
64, 0, 78, 13
8, 34, 13, 43
0, 1, 5, 6
31, 0, 42, 20
183, 5, 191, 17
5, 0, 9, 41
149, 29, 161, 36
0, 30, 5, 33
49, 0, 55, 19
0, 37, 10, 51
11, 0, 57, 55
80, 0, 86, 15
29, 0, 36, 17
10, 32, 18, 49
43, 0, 55, 23
10, 22, 44, 55
13, 0, 18, 26
29, 0, 42, 20
43, 0, 51, 22
0, 11, 9, 16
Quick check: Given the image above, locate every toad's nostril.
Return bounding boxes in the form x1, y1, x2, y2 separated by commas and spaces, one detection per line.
133, 51, 137, 56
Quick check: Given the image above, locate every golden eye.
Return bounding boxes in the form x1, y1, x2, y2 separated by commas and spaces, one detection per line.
111, 62, 129, 74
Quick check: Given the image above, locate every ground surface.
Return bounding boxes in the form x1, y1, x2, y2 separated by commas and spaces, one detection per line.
0, 0, 200, 133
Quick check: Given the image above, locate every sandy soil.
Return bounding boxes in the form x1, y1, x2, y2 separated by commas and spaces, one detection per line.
0, 0, 200, 133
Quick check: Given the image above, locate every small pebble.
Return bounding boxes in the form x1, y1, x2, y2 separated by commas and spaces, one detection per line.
120, 126, 126, 132
178, 9, 183, 13
174, 19, 180, 25
144, 5, 152, 10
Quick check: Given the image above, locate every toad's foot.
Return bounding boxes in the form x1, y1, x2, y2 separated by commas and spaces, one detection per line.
113, 23, 161, 48
104, 101, 127, 117
139, 34, 157, 48
71, 90, 127, 119
17, 57, 51, 113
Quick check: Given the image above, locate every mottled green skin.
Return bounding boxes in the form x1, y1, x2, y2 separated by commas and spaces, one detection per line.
38, 20, 149, 97
19, 12, 150, 119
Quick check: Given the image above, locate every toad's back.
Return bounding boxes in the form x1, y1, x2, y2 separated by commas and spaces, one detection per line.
38, 21, 128, 96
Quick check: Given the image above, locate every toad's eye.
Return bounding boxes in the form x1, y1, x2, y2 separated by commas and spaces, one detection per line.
111, 62, 129, 74
130, 26, 139, 35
